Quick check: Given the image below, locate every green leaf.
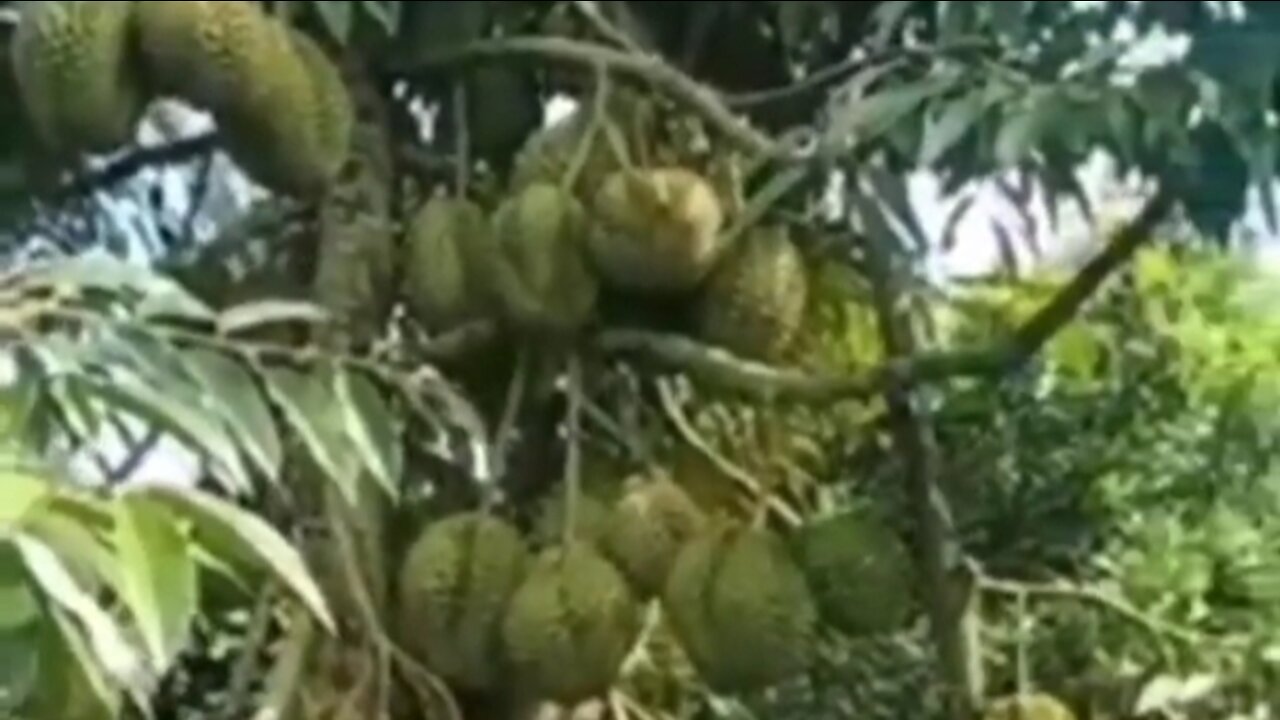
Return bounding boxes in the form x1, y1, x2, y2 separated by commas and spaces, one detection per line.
77, 372, 252, 495
22, 254, 194, 305
14, 534, 151, 694
262, 366, 362, 503
825, 74, 955, 150
0, 621, 40, 714
181, 349, 283, 483
216, 299, 329, 337
995, 93, 1052, 166
360, 0, 401, 34
113, 498, 197, 673
919, 88, 988, 166
314, 1, 355, 43
0, 468, 50, 528
0, 543, 39, 632
335, 369, 401, 500
134, 287, 216, 326
46, 605, 127, 718
130, 485, 334, 634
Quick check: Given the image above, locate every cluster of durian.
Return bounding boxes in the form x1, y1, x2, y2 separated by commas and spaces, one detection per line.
395, 469, 919, 707
401, 93, 809, 360
9, 1, 351, 197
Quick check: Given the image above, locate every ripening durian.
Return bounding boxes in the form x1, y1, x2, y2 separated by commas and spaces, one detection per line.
697, 225, 809, 361
10, 1, 145, 156
663, 523, 818, 693
402, 195, 493, 332
600, 471, 705, 598
791, 508, 916, 637
589, 167, 728, 293
397, 513, 530, 690
983, 693, 1077, 720
133, 0, 274, 109
216, 21, 349, 196
485, 182, 599, 335
501, 542, 643, 705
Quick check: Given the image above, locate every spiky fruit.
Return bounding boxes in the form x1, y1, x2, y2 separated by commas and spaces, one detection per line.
532, 492, 612, 550
984, 693, 1077, 720
397, 513, 529, 690
792, 509, 916, 637
697, 225, 808, 361
133, 0, 273, 109
663, 523, 818, 693
601, 472, 705, 597
215, 21, 348, 196
589, 167, 728, 293
10, 1, 145, 156
502, 542, 642, 705
485, 183, 599, 335
402, 195, 492, 332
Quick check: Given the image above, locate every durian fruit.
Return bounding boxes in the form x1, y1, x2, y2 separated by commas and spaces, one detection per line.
663, 523, 818, 693
531, 491, 613, 549
600, 471, 705, 597
216, 22, 350, 197
501, 542, 643, 705
791, 508, 916, 637
697, 225, 809, 361
485, 182, 599, 335
10, 1, 145, 156
588, 167, 728, 293
396, 512, 530, 690
132, 0, 274, 109
402, 195, 493, 332
983, 693, 1077, 720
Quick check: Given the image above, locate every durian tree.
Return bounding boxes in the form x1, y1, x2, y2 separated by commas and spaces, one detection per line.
0, 2, 1279, 720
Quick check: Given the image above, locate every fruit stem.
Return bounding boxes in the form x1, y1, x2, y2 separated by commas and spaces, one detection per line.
562, 352, 585, 547
453, 81, 471, 195
562, 62, 611, 193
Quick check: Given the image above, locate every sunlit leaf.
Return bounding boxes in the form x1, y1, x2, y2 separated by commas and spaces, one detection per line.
335, 369, 401, 500
0, 468, 49, 527
130, 484, 334, 633
262, 365, 361, 503
216, 299, 329, 337
14, 534, 151, 694
114, 498, 197, 672
182, 349, 282, 483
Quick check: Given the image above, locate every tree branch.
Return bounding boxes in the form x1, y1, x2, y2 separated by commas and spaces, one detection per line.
404, 36, 784, 159
598, 188, 1176, 403
58, 132, 219, 200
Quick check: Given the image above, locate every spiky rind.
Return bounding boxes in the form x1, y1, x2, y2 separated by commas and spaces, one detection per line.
132, 0, 271, 108
601, 473, 705, 598
486, 182, 599, 335
792, 509, 916, 637
589, 167, 728, 293
10, 1, 145, 156
397, 513, 530, 690
501, 542, 642, 705
697, 225, 809, 361
402, 196, 493, 332
663, 524, 818, 693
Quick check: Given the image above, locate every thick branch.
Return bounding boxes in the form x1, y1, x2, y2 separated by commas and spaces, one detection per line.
600, 188, 1175, 402
404, 36, 784, 159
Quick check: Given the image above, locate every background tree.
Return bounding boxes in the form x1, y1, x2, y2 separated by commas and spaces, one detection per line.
2, 2, 1280, 720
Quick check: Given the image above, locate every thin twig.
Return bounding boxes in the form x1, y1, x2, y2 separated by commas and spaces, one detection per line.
222, 587, 278, 720
108, 427, 162, 484
571, 1, 643, 53
979, 575, 1197, 664
407, 36, 783, 159
452, 81, 470, 195
563, 354, 584, 547
655, 377, 802, 527
562, 62, 610, 192
490, 346, 530, 487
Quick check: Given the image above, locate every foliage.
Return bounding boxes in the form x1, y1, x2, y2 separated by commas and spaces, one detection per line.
4, 1, 1280, 720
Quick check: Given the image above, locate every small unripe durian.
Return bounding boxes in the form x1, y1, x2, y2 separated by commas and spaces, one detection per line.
397, 512, 530, 690
600, 471, 704, 598
663, 523, 817, 693
486, 182, 599, 335
502, 542, 642, 705
697, 225, 809, 361
10, 1, 145, 156
402, 195, 493, 332
589, 167, 728, 293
